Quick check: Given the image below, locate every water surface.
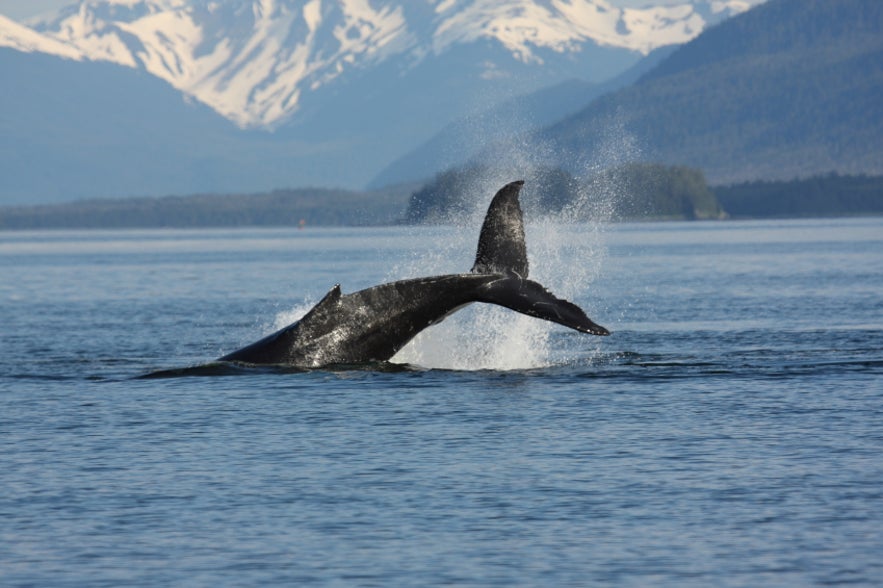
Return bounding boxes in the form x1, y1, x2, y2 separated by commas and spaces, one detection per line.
1, 218, 882, 586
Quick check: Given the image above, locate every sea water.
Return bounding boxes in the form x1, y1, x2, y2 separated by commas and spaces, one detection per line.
1, 218, 882, 586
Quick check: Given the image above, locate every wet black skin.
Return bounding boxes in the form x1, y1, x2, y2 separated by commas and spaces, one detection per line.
220, 181, 609, 367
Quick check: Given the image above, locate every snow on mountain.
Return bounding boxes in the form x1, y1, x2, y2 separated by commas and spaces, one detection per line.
432, 0, 704, 59
15, 0, 418, 127
0, 12, 83, 58
1, 0, 765, 129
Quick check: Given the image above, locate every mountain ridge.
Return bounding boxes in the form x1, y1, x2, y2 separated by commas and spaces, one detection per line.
5, 0, 763, 128
488, 0, 883, 184
0, 0, 767, 203
369, 43, 677, 188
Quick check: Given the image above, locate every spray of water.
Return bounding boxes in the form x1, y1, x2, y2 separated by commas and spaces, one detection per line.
265, 113, 639, 371
392, 114, 640, 370
270, 301, 315, 332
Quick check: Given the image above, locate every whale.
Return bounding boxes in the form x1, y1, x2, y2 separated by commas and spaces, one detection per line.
219, 180, 609, 368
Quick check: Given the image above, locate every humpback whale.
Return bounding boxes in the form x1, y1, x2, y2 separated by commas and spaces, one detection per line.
220, 181, 609, 368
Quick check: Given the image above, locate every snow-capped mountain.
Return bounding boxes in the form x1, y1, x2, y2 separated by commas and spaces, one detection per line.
0, 13, 82, 58
5, 0, 764, 129
0, 0, 769, 204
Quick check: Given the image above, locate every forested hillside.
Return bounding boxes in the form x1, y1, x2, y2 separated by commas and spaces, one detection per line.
2, 171, 880, 229
537, 0, 883, 184
715, 174, 883, 218
404, 164, 724, 223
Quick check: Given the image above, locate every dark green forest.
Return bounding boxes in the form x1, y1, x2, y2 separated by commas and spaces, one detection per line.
404, 164, 724, 223
539, 0, 883, 184
0, 186, 414, 230
1, 168, 881, 229
715, 173, 883, 218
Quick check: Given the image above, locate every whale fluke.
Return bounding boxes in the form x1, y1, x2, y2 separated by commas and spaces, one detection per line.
477, 275, 610, 336
213, 181, 608, 368
471, 180, 528, 277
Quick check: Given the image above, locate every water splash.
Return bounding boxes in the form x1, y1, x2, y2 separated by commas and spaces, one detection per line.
270, 300, 315, 332
392, 117, 639, 371
389, 221, 606, 371
264, 116, 638, 371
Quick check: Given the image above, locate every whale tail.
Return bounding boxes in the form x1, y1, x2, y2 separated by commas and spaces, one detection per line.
471, 180, 529, 277
471, 180, 609, 336
477, 275, 610, 336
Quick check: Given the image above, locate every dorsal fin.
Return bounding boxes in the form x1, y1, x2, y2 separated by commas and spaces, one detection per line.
471, 180, 529, 277
269, 284, 342, 335
304, 284, 341, 318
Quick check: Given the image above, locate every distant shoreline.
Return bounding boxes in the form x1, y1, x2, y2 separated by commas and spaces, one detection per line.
1, 173, 881, 230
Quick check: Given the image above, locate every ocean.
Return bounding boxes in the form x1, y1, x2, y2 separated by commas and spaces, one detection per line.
1, 217, 882, 586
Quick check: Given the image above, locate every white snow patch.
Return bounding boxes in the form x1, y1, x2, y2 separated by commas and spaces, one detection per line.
0, 13, 83, 59
5, 0, 769, 127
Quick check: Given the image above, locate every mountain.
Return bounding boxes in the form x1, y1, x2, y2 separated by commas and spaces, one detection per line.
529, 0, 883, 184
368, 43, 677, 188
0, 12, 82, 58
0, 0, 764, 204
0, 48, 231, 203
0, 47, 373, 203
21, 0, 762, 129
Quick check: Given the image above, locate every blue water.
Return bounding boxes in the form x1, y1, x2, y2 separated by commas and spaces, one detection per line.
1, 218, 882, 586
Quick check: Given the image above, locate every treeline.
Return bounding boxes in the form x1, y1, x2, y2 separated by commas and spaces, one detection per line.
405, 164, 724, 223
0, 186, 413, 230
1, 168, 881, 230
714, 173, 883, 218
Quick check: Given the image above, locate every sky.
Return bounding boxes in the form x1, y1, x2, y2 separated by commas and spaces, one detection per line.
0, 0, 67, 20
1, 0, 688, 22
